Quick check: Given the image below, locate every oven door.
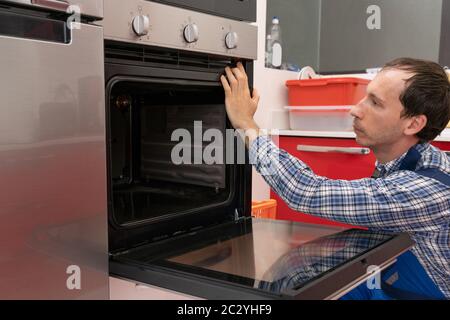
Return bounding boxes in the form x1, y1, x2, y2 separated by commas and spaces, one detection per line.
110, 218, 414, 300
0, 5, 108, 299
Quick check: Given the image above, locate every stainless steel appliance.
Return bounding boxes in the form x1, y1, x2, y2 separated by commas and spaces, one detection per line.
0, 0, 108, 299
102, 0, 414, 300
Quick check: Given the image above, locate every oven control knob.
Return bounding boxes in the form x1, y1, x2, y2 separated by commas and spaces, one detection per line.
225, 32, 239, 49
132, 15, 150, 36
183, 24, 199, 43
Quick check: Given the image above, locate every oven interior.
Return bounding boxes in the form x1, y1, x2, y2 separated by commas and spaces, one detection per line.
108, 79, 238, 228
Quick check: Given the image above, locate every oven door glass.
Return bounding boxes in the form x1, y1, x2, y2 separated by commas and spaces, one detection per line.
113, 218, 402, 298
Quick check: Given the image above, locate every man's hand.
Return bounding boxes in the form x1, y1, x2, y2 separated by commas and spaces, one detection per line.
220, 62, 260, 133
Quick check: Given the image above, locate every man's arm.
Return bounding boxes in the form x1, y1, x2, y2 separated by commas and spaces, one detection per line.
249, 135, 449, 233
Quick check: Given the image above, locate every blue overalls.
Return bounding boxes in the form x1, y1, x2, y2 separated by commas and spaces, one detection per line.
341, 146, 449, 300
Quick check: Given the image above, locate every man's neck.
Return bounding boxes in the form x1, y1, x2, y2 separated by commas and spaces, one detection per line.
372, 138, 420, 164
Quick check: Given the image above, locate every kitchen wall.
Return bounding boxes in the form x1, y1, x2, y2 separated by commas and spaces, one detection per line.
266, 0, 321, 70
252, 0, 299, 201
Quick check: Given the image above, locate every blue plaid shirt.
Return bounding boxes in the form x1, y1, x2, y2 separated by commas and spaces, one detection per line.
249, 135, 450, 298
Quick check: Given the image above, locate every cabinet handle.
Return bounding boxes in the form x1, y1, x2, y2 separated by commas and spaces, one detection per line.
297, 145, 371, 155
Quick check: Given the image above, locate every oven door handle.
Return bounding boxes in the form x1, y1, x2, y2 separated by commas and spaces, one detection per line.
297, 145, 371, 155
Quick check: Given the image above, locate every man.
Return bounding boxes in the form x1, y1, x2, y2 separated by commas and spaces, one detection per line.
220, 58, 450, 299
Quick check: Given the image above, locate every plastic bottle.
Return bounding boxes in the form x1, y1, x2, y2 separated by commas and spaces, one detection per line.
265, 34, 273, 68
270, 17, 283, 69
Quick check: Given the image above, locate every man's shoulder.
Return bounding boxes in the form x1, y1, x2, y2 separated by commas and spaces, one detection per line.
419, 143, 450, 173
382, 144, 450, 188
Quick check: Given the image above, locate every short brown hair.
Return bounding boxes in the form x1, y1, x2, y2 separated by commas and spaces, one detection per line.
382, 58, 450, 141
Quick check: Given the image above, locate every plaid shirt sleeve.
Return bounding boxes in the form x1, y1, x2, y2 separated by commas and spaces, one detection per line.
249, 135, 450, 233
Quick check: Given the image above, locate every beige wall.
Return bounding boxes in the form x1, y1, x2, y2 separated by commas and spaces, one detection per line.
252, 0, 299, 201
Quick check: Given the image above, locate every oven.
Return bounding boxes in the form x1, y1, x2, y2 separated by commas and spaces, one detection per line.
102, 0, 257, 254
102, 0, 414, 300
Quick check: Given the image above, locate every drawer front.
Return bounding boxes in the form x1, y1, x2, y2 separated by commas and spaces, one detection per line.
271, 137, 376, 228
278, 137, 376, 179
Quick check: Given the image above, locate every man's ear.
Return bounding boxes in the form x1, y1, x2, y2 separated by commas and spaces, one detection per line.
404, 115, 427, 136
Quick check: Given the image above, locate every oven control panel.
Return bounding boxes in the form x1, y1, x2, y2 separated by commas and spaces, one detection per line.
101, 0, 257, 60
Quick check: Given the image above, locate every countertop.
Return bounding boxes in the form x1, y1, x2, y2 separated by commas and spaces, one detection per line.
275, 128, 450, 142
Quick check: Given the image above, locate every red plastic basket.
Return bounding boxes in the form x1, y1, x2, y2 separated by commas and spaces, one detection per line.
286, 77, 370, 106
251, 200, 277, 219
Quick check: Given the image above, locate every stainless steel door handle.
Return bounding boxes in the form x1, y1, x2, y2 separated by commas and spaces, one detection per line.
31, 0, 69, 11
297, 145, 371, 155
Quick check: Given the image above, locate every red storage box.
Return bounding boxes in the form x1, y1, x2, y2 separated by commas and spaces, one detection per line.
286, 77, 370, 106
284, 105, 353, 131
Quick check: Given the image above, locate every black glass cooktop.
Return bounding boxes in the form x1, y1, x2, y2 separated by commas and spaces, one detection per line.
113, 218, 402, 297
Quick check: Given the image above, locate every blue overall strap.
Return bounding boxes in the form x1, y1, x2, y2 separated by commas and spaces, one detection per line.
398, 145, 450, 187
398, 146, 422, 171
415, 168, 450, 186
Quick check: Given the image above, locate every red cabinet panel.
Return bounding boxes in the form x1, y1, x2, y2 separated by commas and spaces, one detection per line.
431, 141, 450, 152
270, 136, 376, 228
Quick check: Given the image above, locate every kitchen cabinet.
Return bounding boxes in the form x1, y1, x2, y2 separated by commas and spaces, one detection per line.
319, 0, 443, 73
266, 0, 444, 73
271, 136, 450, 228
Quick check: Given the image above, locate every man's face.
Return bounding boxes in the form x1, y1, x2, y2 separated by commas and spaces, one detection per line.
350, 69, 414, 149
